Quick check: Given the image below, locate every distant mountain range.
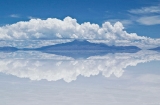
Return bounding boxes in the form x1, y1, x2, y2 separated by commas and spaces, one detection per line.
0, 40, 143, 58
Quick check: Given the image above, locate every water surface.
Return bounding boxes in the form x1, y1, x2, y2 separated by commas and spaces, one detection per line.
0, 50, 160, 105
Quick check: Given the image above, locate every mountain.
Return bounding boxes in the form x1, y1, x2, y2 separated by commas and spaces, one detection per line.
36, 40, 141, 51
0, 46, 18, 52
34, 40, 141, 58
0, 40, 141, 59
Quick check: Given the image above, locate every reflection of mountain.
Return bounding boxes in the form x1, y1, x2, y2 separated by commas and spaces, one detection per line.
0, 50, 160, 82
150, 47, 160, 51
0, 46, 18, 52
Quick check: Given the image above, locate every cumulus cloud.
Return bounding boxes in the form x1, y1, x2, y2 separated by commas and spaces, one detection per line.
0, 50, 160, 82
0, 16, 160, 49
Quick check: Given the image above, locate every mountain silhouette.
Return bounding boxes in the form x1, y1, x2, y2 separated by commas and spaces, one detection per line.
35, 40, 141, 58
0, 40, 141, 59
36, 40, 141, 51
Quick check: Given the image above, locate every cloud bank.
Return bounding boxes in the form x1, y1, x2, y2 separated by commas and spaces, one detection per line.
0, 50, 160, 82
0, 16, 160, 49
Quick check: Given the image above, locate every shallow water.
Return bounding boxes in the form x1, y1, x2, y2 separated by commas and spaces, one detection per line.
0, 50, 160, 105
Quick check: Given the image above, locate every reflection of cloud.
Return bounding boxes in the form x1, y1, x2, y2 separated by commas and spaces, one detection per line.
0, 39, 73, 48
0, 16, 160, 48
138, 74, 160, 83
0, 51, 160, 82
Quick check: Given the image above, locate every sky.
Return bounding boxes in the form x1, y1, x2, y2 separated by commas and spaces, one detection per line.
0, 0, 160, 48
0, 1, 160, 104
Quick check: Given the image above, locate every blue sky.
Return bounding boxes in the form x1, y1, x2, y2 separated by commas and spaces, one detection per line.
0, 0, 160, 48
0, 0, 160, 37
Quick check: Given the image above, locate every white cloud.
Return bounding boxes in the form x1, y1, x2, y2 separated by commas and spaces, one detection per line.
28, 16, 38, 19
10, 14, 20, 18
120, 20, 133, 25
137, 15, 160, 25
0, 50, 160, 82
129, 5, 160, 14
0, 16, 160, 48
108, 19, 133, 26
128, 5, 160, 25
0, 39, 73, 48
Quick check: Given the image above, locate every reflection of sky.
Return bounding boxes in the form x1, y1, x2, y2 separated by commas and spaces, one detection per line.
0, 50, 160, 82
0, 62, 160, 105
0, 51, 160, 105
